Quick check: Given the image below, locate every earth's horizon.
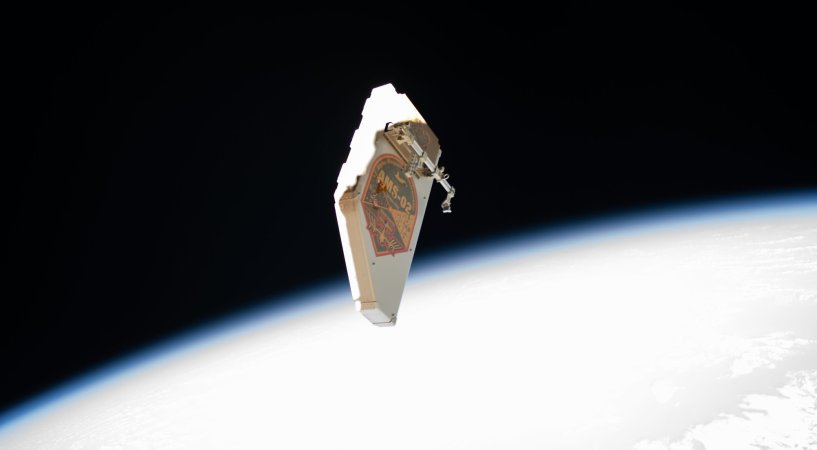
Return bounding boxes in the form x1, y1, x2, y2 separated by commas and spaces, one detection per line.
2, 191, 816, 449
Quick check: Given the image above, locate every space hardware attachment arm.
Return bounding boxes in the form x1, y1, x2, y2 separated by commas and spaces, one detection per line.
384, 121, 456, 213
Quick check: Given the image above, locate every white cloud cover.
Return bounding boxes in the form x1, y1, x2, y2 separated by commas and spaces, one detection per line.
635, 370, 817, 450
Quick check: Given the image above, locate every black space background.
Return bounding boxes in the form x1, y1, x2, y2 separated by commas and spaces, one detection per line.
4, 4, 814, 414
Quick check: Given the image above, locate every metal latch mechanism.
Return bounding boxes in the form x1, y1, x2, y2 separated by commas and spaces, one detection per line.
384, 121, 456, 213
